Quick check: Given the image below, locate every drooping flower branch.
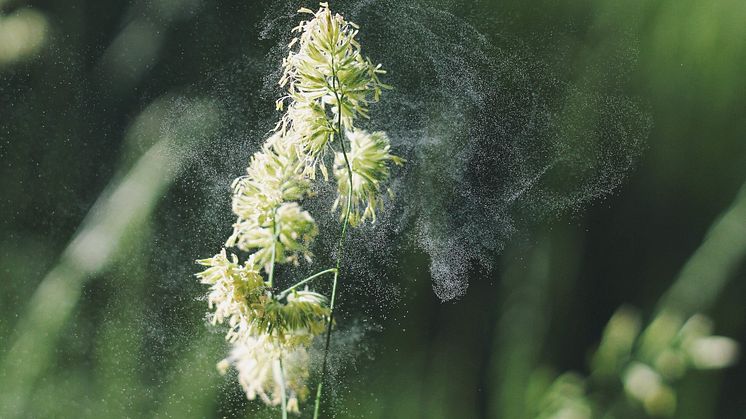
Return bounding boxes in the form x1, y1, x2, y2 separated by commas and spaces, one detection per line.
196, 3, 400, 417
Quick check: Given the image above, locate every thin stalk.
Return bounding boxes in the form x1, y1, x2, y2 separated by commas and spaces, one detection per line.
278, 358, 289, 419
313, 55, 354, 418
278, 268, 338, 299
267, 210, 286, 419
268, 210, 278, 288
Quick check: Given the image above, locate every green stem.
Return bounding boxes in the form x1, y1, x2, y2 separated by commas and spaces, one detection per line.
268, 209, 281, 419
278, 268, 338, 299
268, 209, 279, 288
278, 358, 288, 419
313, 56, 354, 419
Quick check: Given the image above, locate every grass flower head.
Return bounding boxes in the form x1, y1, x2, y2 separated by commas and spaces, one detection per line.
196, 3, 399, 415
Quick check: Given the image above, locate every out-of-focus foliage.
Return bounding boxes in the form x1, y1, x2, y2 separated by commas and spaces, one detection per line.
1, 0, 745, 418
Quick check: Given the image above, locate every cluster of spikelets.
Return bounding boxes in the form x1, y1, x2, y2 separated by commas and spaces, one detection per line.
196, 3, 400, 414
537, 307, 739, 419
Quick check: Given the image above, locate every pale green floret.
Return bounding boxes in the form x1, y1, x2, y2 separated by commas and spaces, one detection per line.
228, 202, 318, 270
196, 249, 328, 345
677, 314, 739, 369
229, 143, 309, 225
535, 373, 592, 419
277, 101, 335, 180
256, 289, 329, 342
195, 246, 328, 338
218, 335, 310, 414
541, 307, 740, 419
195, 249, 266, 342
281, 2, 388, 130
274, 202, 319, 264
333, 130, 403, 226
226, 136, 318, 269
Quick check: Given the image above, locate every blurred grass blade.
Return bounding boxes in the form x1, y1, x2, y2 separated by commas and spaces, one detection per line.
0, 97, 219, 417
153, 332, 223, 418
490, 238, 552, 419
659, 181, 746, 315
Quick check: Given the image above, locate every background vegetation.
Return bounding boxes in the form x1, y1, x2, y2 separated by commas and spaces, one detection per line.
1, 0, 745, 418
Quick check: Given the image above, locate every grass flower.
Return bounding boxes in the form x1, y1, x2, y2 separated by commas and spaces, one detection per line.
196, 3, 399, 416
228, 201, 318, 270
257, 290, 330, 343
333, 130, 403, 226
218, 335, 310, 414
541, 307, 740, 418
280, 3, 388, 129
196, 249, 265, 342
623, 362, 676, 417
278, 101, 335, 179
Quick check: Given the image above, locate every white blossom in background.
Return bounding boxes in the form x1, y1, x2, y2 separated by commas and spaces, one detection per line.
623, 362, 677, 417
678, 314, 739, 369
539, 307, 740, 418
621, 311, 740, 416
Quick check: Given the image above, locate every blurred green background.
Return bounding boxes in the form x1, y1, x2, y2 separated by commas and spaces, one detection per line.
1, 0, 745, 418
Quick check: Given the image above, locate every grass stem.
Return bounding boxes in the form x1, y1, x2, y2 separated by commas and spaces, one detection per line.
313, 54, 353, 419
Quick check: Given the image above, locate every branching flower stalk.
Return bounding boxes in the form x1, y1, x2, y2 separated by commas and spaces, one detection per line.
196, 3, 400, 417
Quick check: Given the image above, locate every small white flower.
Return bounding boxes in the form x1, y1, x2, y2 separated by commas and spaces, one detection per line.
195, 249, 265, 342
280, 2, 389, 129
219, 335, 310, 414
684, 336, 739, 369
623, 362, 676, 417
279, 101, 334, 178
678, 313, 739, 369
229, 143, 309, 224
228, 199, 318, 270
333, 130, 403, 226
287, 289, 327, 305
